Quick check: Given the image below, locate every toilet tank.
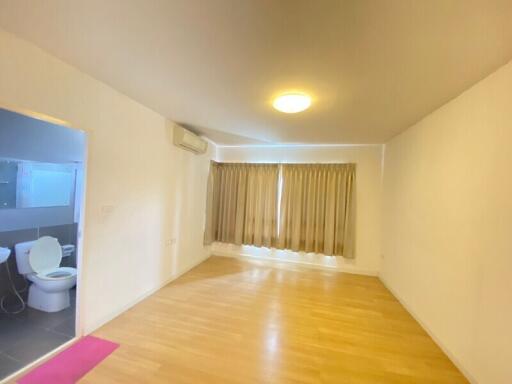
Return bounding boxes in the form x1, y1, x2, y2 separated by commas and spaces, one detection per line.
15, 240, 36, 274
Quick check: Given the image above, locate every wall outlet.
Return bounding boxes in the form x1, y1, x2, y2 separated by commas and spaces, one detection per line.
101, 205, 115, 216
99, 205, 115, 223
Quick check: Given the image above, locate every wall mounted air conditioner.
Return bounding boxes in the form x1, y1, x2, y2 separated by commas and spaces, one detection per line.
173, 124, 208, 154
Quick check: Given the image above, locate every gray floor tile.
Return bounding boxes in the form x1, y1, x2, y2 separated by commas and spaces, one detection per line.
50, 316, 76, 338
8, 290, 76, 327
3, 329, 71, 366
0, 352, 24, 380
10, 306, 74, 330
0, 318, 40, 353
0, 291, 76, 379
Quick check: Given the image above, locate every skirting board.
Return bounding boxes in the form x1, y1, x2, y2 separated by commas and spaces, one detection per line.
212, 245, 378, 276
379, 275, 477, 384
83, 254, 210, 335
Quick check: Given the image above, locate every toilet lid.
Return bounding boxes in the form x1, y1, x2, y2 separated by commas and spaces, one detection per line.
29, 236, 62, 273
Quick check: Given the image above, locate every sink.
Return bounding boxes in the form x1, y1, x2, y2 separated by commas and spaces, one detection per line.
0, 247, 10, 264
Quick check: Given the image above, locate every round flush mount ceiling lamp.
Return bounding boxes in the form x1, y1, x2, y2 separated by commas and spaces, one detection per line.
273, 93, 312, 113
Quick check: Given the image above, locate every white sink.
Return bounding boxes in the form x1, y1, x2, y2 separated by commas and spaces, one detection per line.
0, 247, 10, 264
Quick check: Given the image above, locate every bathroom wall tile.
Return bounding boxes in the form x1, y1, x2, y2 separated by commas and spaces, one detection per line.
0, 224, 77, 250
71, 223, 78, 246
60, 256, 76, 268
39, 224, 73, 245
0, 255, 28, 307
0, 228, 36, 299
0, 228, 38, 249
0, 279, 28, 311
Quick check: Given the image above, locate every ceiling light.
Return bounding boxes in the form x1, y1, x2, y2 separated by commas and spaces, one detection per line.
273, 93, 312, 113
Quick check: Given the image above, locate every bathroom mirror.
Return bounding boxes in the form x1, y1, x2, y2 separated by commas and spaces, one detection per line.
0, 158, 77, 209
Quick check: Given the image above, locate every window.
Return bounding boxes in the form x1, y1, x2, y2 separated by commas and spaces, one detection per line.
205, 162, 356, 258
0, 159, 77, 209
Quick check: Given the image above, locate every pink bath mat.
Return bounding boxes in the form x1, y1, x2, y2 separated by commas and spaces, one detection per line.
18, 335, 119, 384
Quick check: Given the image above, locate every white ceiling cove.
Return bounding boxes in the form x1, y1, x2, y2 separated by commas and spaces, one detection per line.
1, 0, 511, 145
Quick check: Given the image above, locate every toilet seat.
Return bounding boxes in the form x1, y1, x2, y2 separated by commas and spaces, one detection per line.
35, 267, 77, 281
27, 238, 77, 282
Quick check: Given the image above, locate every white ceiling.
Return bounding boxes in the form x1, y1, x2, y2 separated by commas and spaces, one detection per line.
1, 0, 511, 145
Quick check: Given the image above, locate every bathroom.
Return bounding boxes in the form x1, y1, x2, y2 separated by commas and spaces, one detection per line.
0, 108, 85, 380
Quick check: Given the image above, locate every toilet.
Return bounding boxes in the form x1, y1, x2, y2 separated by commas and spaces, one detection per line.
15, 237, 77, 312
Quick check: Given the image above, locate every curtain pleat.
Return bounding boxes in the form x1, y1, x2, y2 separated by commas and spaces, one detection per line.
277, 163, 356, 257
205, 161, 355, 258
204, 162, 279, 248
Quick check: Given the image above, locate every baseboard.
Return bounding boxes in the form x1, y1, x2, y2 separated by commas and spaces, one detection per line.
83, 254, 210, 335
0, 254, 209, 383
379, 275, 477, 384
212, 246, 378, 276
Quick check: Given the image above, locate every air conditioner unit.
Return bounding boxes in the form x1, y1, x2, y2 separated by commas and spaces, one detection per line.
173, 124, 208, 154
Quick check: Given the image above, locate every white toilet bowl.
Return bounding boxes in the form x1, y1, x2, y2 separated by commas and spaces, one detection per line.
27, 267, 77, 312
15, 237, 77, 313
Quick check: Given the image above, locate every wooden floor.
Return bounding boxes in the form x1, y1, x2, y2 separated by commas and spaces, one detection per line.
83, 256, 467, 383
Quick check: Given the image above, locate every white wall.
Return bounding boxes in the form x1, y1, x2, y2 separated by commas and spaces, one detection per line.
382, 60, 512, 383
215, 145, 383, 275
0, 28, 214, 333
5, 21, 509, 384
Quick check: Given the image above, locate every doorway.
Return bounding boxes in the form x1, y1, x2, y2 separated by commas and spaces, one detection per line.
0, 107, 86, 380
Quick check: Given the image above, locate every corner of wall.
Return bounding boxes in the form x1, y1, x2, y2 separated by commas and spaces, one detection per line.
378, 274, 477, 384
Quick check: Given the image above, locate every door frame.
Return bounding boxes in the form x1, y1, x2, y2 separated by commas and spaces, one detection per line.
0, 104, 88, 383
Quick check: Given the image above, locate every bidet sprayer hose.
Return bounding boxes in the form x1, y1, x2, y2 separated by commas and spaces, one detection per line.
0, 260, 27, 314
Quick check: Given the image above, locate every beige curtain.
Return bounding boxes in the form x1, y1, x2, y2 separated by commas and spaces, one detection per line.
204, 162, 279, 247
277, 163, 356, 257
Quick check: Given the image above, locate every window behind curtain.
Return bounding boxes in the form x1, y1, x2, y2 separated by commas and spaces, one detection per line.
277, 163, 355, 257
204, 162, 356, 258
204, 162, 279, 248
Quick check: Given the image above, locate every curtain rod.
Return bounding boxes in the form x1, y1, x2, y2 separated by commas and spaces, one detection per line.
212, 160, 356, 165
